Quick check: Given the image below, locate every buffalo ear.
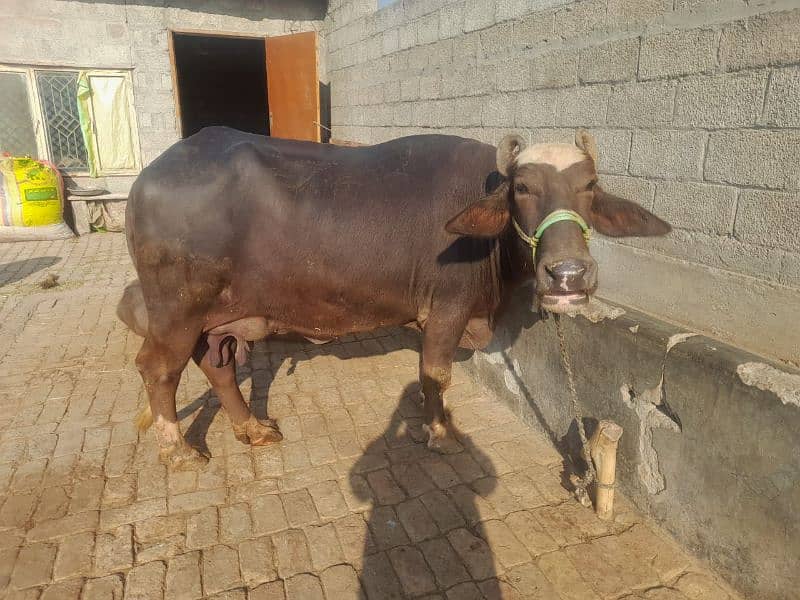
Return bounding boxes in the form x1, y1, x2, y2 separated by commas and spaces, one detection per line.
445, 183, 510, 238
496, 134, 526, 177
575, 129, 598, 164
591, 185, 671, 237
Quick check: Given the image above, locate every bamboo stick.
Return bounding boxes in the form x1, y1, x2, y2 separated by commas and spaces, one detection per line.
589, 420, 623, 520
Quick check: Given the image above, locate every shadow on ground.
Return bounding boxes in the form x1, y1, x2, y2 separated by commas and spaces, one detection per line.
0, 256, 61, 288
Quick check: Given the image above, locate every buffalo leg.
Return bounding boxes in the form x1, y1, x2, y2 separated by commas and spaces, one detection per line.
195, 349, 282, 446
136, 327, 208, 470
420, 308, 468, 453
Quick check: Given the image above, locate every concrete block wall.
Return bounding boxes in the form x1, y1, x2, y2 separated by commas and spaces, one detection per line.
0, 0, 323, 169
323, 0, 800, 365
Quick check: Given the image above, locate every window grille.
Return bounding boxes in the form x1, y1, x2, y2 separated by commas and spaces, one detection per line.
35, 70, 89, 171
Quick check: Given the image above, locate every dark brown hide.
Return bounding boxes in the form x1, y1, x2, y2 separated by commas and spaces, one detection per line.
123, 129, 505, 458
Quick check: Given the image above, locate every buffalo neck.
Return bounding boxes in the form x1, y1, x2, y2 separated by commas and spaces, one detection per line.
500, 225, 537, 288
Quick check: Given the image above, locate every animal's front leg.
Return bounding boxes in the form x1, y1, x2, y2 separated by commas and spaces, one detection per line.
420, 307, 468, 454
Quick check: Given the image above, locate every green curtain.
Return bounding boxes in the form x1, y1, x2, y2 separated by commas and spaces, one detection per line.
76, 71, 99, 177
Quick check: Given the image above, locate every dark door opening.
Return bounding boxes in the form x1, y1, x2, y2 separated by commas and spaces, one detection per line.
171, 32, 268, 138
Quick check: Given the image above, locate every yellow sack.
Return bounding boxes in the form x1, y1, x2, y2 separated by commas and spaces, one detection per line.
0, 157, 74, 242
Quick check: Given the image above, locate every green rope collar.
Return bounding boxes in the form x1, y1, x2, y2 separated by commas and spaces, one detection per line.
511, 209, 591, 259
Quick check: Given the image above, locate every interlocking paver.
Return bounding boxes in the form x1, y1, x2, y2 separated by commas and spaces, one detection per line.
124, 560, 166, 600
537, 549, 601, 600
81, 574, 125, 600
0, 235, 740, 600
305, 522, 345, 570
307, 479, 349, 519
419, 489, 466, 532
165, 550, 202, 600
94, 524, 134, 574
447, 527, 497, 580
396, 497, 439, 543
103, 473, 136, 507
53, 531, 94, 580
361, 551, 404, 600
419, 536, 471, 589
447, 483, 498, 526
445, 581, 483, 599
27, 510, 98, 542
284, 573, 324, 600
320, 564, 362, 599
388, 544, 438, 596
334, 513, 375, 567
11, 542, 56, 588
238, 536, 277, 586
282, 489, 318, 527
272, 529, 312, 578
480, 519, 532, 569
219, 502, 253, 544
33, 486, 69, 522
368, 505, 410, 550
186, 506, 218, 550
391, 461, 437, 497
202, 545, 241, 595
39, 577, 83, 600
249, 580, 286, 600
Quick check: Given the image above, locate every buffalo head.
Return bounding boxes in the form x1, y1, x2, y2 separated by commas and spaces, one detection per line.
445, 130, 671, 312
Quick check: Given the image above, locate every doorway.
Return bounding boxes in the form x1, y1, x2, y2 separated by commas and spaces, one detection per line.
171, 32, 269, 138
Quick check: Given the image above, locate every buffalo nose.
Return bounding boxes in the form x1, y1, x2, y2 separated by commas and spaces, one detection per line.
546, 259, 588, 286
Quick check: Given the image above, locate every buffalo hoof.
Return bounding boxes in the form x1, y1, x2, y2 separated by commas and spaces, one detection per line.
159, 439, 209, 471
232, 415, 283, 446
423, 422, 463, 455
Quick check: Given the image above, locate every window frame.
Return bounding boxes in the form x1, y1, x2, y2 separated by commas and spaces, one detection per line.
0, 64, 142, 176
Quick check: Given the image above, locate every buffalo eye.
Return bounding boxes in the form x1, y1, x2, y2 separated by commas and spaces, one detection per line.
514, 182, 529, 195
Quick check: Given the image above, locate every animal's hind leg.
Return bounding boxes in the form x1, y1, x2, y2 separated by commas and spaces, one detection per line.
136, 324, 208, 470
194, 345, 282, 446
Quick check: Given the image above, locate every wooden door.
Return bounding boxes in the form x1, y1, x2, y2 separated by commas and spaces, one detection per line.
265, 31, 320, 142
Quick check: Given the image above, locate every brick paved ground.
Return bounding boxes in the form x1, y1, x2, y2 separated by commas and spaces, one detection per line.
0, 234, 740, 600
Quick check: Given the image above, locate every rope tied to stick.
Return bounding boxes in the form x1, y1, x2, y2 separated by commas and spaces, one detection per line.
553, 313, 596, 508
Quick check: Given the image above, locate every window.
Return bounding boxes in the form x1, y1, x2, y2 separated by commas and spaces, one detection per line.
36, 70, 90, 171
0, 66, 140, 175
377, 0, 399, 8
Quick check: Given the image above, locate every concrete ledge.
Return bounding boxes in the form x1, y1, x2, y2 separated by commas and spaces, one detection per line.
592, 240, 800, 366
466, 289, 800, 600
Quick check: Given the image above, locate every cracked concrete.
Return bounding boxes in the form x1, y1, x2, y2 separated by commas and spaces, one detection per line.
620, 383, 680, 496
736, 362, 800, 408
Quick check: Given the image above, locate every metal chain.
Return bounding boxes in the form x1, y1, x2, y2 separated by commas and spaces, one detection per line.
554, 314, 596, 507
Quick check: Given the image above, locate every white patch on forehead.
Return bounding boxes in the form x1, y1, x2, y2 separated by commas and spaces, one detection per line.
515, 143, 587, 171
